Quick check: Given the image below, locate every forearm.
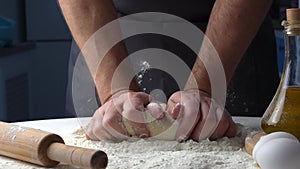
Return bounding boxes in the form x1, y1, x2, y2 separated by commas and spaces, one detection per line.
58, 0, 138, 103
186, 0, 272, 94
58, 0, 118, 48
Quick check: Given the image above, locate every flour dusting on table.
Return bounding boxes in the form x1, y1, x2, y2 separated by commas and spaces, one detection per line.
0, 124, 258, 169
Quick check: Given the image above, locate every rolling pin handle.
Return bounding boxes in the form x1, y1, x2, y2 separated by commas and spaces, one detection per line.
47, 143, 108, 169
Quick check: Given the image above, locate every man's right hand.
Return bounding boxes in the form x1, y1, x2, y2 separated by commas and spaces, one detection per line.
86, 91, 153, 142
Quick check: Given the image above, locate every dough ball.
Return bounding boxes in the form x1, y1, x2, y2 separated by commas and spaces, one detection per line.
123, 102, 179, 140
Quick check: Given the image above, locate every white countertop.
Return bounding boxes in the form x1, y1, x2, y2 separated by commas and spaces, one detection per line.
14, 116, 261, 136
3, 116, 261, 169
14, 117, 91, 136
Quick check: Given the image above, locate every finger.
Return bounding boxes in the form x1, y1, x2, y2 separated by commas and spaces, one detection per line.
86, 108, 103, 140
86, 109, 116, 141
168, 92, 181, 103
171, 103, 183, 120
110, 96, 125, 114
117, 92, 151, 112
191, 99, 219, 141
86, 118, 97, 140
166, 92, 181, 116
93, 117, 117, 142
225, 118, 238, 138
102, 103, 130, 140
147, 102, 165, 120
166, 100, 177, 118
209, 108, 231, 140
175, 102, 200, 142
123, 101, 150, 138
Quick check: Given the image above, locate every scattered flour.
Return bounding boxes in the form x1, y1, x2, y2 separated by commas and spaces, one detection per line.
0, 124, 259, 169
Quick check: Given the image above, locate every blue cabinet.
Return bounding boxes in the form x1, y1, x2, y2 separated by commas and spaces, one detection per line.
29, 41, 71, 120
0, 0, 73, 122
0, 47, 33, 122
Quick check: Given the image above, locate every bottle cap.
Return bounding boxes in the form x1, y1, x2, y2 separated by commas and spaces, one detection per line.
287, 8, 300, 24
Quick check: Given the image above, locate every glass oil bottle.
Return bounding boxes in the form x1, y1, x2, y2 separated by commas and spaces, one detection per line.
261, 8, 300, 139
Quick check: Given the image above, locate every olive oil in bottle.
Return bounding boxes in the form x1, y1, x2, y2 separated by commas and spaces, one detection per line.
261, 9, 300, 139
262, 86, 300, 139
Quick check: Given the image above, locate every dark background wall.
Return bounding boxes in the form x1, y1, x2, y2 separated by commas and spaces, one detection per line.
0, 0, 72, 122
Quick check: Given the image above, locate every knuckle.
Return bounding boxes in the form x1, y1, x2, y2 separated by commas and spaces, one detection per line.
136, 92, 145, 97
169, 92, 181, 101
173, 91, 182, 98
93, 109, 101, 117
124, 107, 138, 117
128, 91, 135, 98
130, 91, 144, 98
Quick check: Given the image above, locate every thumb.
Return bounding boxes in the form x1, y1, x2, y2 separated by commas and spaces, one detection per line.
167, 102, 183, 120
167, 92, 182, 119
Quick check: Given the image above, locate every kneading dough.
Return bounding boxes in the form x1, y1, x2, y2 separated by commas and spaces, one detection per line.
123, 102, 179, 140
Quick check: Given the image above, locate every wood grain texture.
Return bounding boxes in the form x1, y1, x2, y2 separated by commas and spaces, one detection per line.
0, 122, 108, 168
245, 131, 266, 155
287, 8, 300, 23
0, 121, 64, 167
47, 143, 108, 169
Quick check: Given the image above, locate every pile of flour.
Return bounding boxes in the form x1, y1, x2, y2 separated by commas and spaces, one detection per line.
0, 124, 258, 169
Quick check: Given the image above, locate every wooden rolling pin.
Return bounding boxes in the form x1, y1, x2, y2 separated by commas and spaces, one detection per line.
0, 122, 108, 169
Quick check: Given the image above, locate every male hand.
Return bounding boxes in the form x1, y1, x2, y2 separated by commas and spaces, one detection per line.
86, 91, 153, 142
167, 90, 237, 142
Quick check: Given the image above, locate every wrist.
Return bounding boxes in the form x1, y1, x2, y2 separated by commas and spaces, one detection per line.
184, 61, 212, 95
98, 79, 140, 104
103, 88, 133, 104
183, 88, 211, 96
184, 78, 211, 96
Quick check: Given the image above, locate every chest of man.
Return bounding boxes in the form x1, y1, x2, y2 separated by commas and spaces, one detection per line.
113, 0, 215, 22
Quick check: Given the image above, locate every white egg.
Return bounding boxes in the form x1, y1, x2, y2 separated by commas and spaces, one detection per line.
255, 138, 300, 169
253, 132, 298, 161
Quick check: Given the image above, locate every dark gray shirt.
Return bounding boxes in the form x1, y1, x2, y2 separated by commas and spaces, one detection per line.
113, 0, 215, 22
